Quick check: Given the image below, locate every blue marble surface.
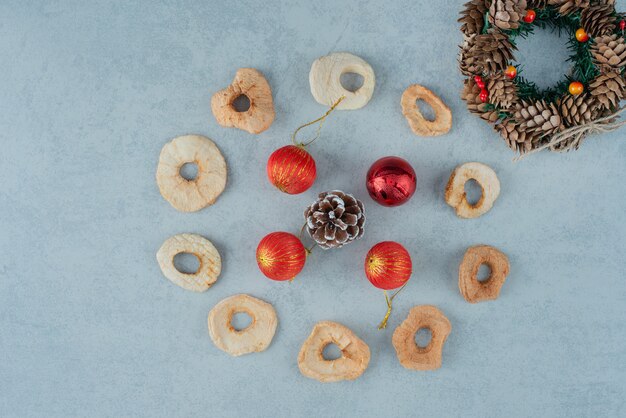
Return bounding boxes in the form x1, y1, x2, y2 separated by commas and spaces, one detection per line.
1, 1, 625, 417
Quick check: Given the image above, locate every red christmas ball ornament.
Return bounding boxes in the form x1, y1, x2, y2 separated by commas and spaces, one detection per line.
523, 9, 536, 23
366, 156, 416, 207
267, 145, 316, 194
620, 19, 626, 31
365, 241, 413, 290
364, 241, 413, 329
479, 88, 489, 103
256, 232, 307, 281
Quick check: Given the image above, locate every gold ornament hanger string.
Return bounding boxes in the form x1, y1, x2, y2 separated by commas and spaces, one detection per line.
378, 282, 409, 330
292, 96, 345, 147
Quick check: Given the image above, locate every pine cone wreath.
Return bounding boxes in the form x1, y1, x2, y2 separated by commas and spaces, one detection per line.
460, 30, 516, 76
580, 3, 616, 37
591, 34, 626, 73
459, 0, 489, 37
488, 0, 527, 30
304, 190, 365, 250
461, 78, 501, 123
497, 119, 539, 153
547, 0, 590, 15
514, 99, 564, 138
487, 75, 519, 110
589, 71, 626, 109
559, 93, 600, 127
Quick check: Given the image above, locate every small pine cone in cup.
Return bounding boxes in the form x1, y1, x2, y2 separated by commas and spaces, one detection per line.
304, 190, 365, 250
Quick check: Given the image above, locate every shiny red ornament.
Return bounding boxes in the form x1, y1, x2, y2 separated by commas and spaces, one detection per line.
474, 75, 485, 89
256, 232, 307, 281
365, 241, 413, 329
366, 156, 416, 207
267, 145, 316, 194
523, 9, 536, 23
479, 88, 489, 103
365, 241, 413, 290
620, 20, 626, 31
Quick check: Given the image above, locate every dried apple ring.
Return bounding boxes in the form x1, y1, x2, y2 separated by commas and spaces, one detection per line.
156, 233, 222, 292
401, 84, 452, 136
459, 245, 510, 303
298, 321, 370, 382
211, 68, 275, 134
208, 294, 278, 357
156, 134, 227, 212
444, 162, 500, 219
392, 305, 451, 371
309, 52, 375, 110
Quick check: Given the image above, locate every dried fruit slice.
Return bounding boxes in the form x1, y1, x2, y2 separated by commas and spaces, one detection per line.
459, 245, 510, 303
211, 68, 275, 134
401, 84, 452, 136
298, 321, 370, 382
309, 52, 375, 110
156, 233, 221, 292
208, 294, 278, 356
392, 305, 451, 371
445, 162, 500, 219
156, 135, 227, 212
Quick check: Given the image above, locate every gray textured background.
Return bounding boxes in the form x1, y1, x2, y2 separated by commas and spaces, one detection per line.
1, 1, 625, 417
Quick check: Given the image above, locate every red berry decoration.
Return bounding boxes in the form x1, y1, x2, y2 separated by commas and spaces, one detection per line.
366, 156, 416, 207
505, 65, 517, 79
256, 232, 307, 281
569, 81, 584, 96
479, 88, 489, 103
267, 145, 316, 194
523, 9, 536, 23
620, 19, 626, 31
575, 28, 589, 43
473, 75, 485, 89
364, 241, 413, 329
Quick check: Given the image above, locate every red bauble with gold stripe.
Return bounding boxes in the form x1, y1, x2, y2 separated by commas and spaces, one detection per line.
364, 241, 412, 290
267, 145, 316, 194
256, 232, 307, 281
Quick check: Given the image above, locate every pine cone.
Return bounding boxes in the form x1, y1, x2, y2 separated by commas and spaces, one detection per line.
487, 75, 519, 110
461, 78, 501, 123
514, 99, 563, 138
459, 0, 489, 37
559, 93, 599, 127
488, 0, 527, 30
304, 190, 365, 250
497, 119, 539, 153
580, 3, 616, 37
459, 30, 516, 76
547, 0, 590, 15
591, 34, 626, 73
589, 72, 626, 110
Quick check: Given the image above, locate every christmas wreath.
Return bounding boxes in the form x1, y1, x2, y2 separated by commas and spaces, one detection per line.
459, 0, 626, 156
